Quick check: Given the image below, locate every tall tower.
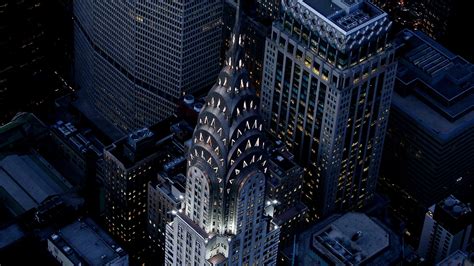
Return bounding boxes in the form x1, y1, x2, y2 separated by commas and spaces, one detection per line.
73, 1, 222, 132
165, 4, 280, 265
260, 0, 397, 218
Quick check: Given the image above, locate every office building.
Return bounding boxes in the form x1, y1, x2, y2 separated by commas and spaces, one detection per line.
418, 195, 472, 264
165, 7, 280, 265
103, 118, 191, 262
371, 0, 473, 62
261, 0, 397, 218
265, 141, 308, 247
266, 141, 304, 217
48, 218, 128, 266
73, 1, 222, 132
282, 212, 402, 265
147, 173, 186, 260
50, 120, 105, 186
381, 30, 474, 208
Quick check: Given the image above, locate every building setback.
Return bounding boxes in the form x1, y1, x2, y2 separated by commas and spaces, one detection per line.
260, 0, 396, 219
73, 0, 222, 132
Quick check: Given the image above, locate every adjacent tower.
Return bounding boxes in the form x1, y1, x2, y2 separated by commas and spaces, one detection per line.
260, 0, 397, 218
165, 5, 280, 265
74, 1, 222, 132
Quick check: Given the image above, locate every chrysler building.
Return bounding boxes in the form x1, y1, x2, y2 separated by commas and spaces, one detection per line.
164, 3, 280, 265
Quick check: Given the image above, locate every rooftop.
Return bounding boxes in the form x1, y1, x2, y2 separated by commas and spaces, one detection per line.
283, 0, 390, 52
106, 118, 192, 169
302, 0, 383, 31
0, 154, 72, 216
393, 30, 474, 140
287, 213, 401, 265
152, 173, 186, 205
431, 195, 472, 234
52, 120, 105, 158
436, 250, 469, 266
438, 195, 472, 219
49, 218, 127, 265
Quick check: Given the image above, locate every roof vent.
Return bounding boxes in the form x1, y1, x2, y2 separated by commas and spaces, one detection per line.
445, 198, 456, 208
194, 103, 204, 113
183, 95, 195, 105
352, 231, 363, 241
63, 246, 72, 254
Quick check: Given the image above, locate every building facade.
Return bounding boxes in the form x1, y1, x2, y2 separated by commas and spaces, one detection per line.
165, 8, 280, 265
147, 172, 185, 261
418, 195, 472, 264
103, 119, 191, 263
73, 1, 222, 132
260, 0, 397, 218
381, 30, 474, 208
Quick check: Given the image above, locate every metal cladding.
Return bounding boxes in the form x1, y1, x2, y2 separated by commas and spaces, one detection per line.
187, 7, 267, 233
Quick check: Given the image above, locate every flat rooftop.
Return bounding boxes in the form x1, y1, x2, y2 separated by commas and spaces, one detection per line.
287, 212, 401, 265
0, 154, 72, 216
313, 212, 389, 264
50, 218, 127, 265
300, 0, 384, 32
106, 118, 191, 169
393, 30, 474, 140
395, 30, 474, 119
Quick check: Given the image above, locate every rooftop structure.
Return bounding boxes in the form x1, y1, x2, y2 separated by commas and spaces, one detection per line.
52, 120, 104, 158
0, 154, 72, 216
283, 0, 390, 52
393, 30, 474, 138
418, 195, 472, 263
48, 218, 128, 265
284, 213, 401, 265
433, 195, 472, 234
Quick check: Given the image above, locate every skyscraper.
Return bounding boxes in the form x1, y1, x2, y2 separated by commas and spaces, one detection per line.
165, 6, 280, 265
103, 118, 190, 262
73, 1, 222, 132
260, 0, 397, 218
381, 29, 474, 208
418, 195, 472, 263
